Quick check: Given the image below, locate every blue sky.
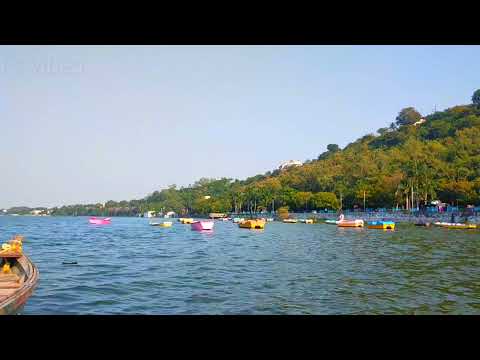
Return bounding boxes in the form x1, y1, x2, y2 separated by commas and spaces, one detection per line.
1, 45, 479, 208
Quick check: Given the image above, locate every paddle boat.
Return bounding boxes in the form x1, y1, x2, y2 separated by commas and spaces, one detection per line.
266, 218, 274, 222
0, 235, 39, 315
191, 220, 214, 231
337, 219, 364, 228
150, 221, 172, 227
179, 218, 194, 224
415, 222, 431, 227
89, 217, 111, 225
299, 219, 314, 224
325, 219, 337, 225
239, 219, 266, 229
433, 222, 477, 230
367, 221, 395, 230
283, 218, 298, 224
209, 213, 227, 219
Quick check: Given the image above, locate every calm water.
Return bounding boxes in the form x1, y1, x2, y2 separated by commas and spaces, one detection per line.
2, 216, 480, 314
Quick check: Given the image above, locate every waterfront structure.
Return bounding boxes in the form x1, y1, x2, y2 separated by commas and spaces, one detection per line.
144, 211, 156, 218
279, 160, 302, 171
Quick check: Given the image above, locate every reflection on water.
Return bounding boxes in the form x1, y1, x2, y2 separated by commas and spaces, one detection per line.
1, 216, 479, 314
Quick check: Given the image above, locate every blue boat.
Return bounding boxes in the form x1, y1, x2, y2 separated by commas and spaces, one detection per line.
367, 221, 395, 230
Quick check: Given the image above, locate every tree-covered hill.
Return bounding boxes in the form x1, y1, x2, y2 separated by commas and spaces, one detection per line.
51, 90, 480, 216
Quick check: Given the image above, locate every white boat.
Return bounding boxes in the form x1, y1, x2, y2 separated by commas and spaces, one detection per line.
150, 221, 172, 227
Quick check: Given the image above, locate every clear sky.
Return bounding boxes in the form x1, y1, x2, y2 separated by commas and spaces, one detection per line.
1, 45, 479, 208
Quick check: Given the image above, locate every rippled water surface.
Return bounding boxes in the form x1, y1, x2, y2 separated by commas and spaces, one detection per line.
2, 216, 480, 314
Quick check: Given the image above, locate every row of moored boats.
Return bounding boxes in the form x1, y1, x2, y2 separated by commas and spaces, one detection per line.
323, 219, 477, 230
88, 215, 478, 231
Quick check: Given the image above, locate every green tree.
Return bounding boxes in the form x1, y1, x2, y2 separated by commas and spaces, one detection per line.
377, 127, 389, 136
327, 144, 340, 153
295, 191, 313, 211
472, 89, 480, 107
312, 192, 339, 210
396, 107, 422, 126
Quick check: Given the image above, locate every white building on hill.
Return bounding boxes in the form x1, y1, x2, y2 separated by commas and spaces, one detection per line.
413, 118, 426, 126
279, 160, 302, 171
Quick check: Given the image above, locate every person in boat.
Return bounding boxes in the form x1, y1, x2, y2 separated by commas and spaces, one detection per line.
337, 211, 345, 222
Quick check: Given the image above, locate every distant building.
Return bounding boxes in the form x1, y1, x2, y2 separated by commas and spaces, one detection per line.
413, 118, 426, 126
279, 160, 302, 171
204, 196, 211, 200
164, 211, 176, 218
30, 209, 48, 216
144, 211, 156, 218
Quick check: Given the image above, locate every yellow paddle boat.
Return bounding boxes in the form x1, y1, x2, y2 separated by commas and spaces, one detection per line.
367, 221, 395, 230
433, 222, 477, 230
179, 218, 194, 224
239, 219, 266, 229
151, 221, 172, 227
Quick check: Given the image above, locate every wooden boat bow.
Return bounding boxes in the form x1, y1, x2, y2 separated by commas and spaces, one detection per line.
0, 254, 39, 315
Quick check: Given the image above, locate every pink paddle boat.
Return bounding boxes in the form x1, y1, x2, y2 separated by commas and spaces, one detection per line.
191, 220, 214, 231
89, 217, 112, 225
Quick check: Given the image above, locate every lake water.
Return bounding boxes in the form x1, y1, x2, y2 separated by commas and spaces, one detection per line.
2, 216, 480, 314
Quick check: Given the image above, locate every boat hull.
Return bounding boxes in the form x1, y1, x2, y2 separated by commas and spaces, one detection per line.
239, 220, 266, 229
0, 255, 39, 315
89, 217, 111, 225
367, 221, 395, 230
433, 222, 477, 229
337, 220, 364, 227
151, 222, 172, 227
191, 221, 214, 231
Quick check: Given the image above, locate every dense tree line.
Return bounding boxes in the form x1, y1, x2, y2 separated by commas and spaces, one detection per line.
51, 90, 480, 216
